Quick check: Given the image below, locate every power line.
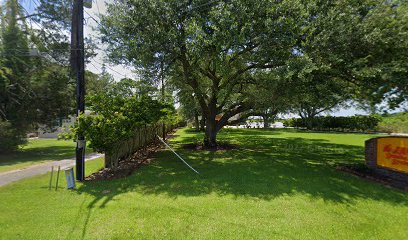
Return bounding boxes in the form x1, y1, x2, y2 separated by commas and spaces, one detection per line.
91, 58, 129, 79
84, 9, 101, 26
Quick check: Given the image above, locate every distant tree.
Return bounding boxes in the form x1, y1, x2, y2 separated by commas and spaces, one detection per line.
248, 72, 293, 128
0, 0, 82, 152
86, 66, 114, 97
282, 57, 351, 129
30, 65, 75, 127
0, 0, 33, 135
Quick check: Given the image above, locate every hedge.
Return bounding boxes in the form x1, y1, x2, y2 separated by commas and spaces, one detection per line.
283, 115, 381, 132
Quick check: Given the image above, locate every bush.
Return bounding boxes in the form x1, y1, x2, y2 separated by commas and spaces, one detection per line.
378, 112, 408, 133
63, 94, 173, 154
0, 121, 26, 153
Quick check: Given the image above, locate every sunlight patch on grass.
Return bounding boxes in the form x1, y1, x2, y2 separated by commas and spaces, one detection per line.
0, 129, 407, 239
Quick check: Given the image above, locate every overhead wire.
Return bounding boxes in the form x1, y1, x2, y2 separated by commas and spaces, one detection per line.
92, 58, 129, 79
8, 0, 225, 74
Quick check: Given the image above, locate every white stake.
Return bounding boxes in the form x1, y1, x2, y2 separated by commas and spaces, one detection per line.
157, 135, 200, 174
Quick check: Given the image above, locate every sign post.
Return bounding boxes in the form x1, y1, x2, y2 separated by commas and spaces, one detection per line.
365, 137, 408, 182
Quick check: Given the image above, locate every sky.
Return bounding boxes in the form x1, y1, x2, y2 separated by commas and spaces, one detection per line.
19, 0, 406, 116
82, 0, 136, 80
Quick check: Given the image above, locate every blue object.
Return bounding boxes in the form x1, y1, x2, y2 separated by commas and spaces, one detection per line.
65, 168, 76, 189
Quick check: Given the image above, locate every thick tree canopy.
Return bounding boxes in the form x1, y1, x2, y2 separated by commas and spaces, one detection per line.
101, 0, 407, 146
299, 0, 408, 108
101, 0, 304, 146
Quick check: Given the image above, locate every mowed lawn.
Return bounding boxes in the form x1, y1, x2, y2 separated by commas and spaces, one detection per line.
0, 139, 76, 173
0, 128, 407, 239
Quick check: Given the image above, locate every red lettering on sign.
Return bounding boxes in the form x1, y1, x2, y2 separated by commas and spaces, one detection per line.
383, 144, 392, 152
392, 159, 408, 166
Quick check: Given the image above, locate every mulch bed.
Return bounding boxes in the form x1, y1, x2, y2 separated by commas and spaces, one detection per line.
182, 142, 239, 151
86, 130, 178, 182
337, 165, 408, 192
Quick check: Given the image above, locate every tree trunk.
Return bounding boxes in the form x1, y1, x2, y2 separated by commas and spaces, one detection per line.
204, 117, 217, 147
200, 116, 206, 132
194, 111, 199, 131
262, 115, 269, 129
305, 117, 313, 130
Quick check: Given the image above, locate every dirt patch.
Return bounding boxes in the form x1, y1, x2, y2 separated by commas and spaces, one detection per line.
337, 165, 408, 192
85, 142, 161, 181
86, 130, 178, 181
182, 142, 239, 151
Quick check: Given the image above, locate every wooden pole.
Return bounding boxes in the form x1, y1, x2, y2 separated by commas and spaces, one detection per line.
71, 0, 86, 181
55, 166, 61, 191
48, 166, 54, 190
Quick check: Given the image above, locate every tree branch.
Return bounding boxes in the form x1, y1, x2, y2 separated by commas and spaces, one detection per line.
228, 43, 259, 64
216, 102, 252, 131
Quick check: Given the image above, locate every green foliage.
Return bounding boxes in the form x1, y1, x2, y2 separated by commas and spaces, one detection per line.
64, 79, 174, 154
378, 112, 408, 133
100, 0, 408, 146
30, 65, 75, 126
1, 0, 31, 74
284, 115, 381, 132
0, 120, 26, 152
282, 57, 350, 119
0, 0, 106, 153
0, 0, 35, 148
300, 0, 408, 108
100, 0, 304, 145
85, 70, 114, 97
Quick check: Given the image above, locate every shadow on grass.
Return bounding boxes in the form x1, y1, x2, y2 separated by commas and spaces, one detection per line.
76, 130, 407, 216
0, 146, 75, 168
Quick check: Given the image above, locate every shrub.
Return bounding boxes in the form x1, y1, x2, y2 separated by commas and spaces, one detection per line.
378, 112, 408, 133
0, 121, 26, 153
64, 94, 173, 154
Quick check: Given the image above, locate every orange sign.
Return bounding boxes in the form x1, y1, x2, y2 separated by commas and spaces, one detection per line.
377, 137, 408, 173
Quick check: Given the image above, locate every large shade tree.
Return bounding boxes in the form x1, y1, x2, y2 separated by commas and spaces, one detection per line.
101, 0, 407, 146
100, 0, 304, 146
299, 0, 408, 109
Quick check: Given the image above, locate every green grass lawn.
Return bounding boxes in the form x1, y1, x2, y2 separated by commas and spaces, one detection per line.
0, 128, 407, 239
0, 139, 95, 173
0, 139, 77, 173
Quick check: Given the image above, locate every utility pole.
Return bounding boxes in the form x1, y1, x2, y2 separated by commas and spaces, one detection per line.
71, 0, 85, 181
